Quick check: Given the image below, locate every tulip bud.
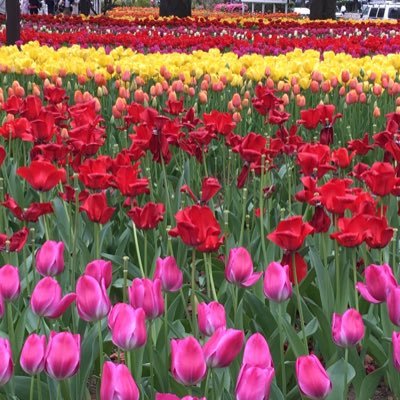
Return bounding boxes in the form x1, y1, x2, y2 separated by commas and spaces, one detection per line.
153, 256, 183, 292
156, 395, 206, 400
235, 365, 274, 400
225, 247, 261, 287
31, 277, 76, 319
242, 333, 273, 369
197, 301, 226, 337
0, 338, 13, 385
263, 261, 292, 303
332, 308, 365, 347
203, 328, 244, 368
0, 264, 20, 301
100, 361, 139, 400
128, 278, 164, 320
20, 334, 46, 375
35, 240, 65, 277
45, 332, 80, 380
84, 259, 113, 289
76, 275, 111, 322
387, 286, 400, 326
171, 337, 206, 386
392, 332, 400, 371
296, 355, 332, 400
108, 303, 147, 351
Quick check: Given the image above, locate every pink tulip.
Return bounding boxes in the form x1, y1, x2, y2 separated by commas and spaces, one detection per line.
171, 337, 206, 386
197, 301, 226, 337
392, 332, 400, 371
263, 261, 292, 303
156, 394, 206, 400
332, 308, 365, 347
20, 334, 46, 375
235, 365, 275, 400
203, 328, 244, 368
356, 263, 397, 303
128, 278, 164, 320
30, 277, 76, 319
0, 338, 13, 385
85, 259, 113, 289
296, 355, 332, 400
153, 256, 183, 292
100, 361, 139, 400
0, 295, 4, 318
45, 332, 80, 380
0, 265, 20, 301
35, 240, 65, 276
387, 286, 400, 326
242, 333, 273, 369
225, 247, 261, 287
108, 303, 147, 351
76, 275, 111, 322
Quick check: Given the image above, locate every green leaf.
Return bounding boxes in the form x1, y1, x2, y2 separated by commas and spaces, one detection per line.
281, 317, 307, 357
326, 358, 356, 400
359, 361, 387, 400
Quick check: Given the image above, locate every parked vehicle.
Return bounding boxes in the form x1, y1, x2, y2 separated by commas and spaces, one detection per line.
361, 2, 400, 19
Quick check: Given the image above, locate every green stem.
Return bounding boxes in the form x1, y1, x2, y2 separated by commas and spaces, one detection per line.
207, 253, 218, 302
56, 382, 61, 400
191, 248, 198, 338
279, 302, 287, 396
98, 320, 104, 377
144, 233, 148, 276
179, 289, 194, 332
259, 156, 267, 265
161, 156, 173, 226
204, 369, 212, 399
7, 303, 16, 362
291, 253, 307, 352
334, 216, 341, 311
164, 293, 170, 390
352, 250, 359, 311
128, 350, 133, 376
343, 348, 349, 400
149, 322, 155, 390
123, 257, 129, 303
239, 188, 247, 246
233, 285, 239, 324
132, 222, 145, 278
287, 164, 292, 214
94, 223, 101, 259
39, 192, 50, 240
30, 374, 35, 400
37, 374, 42, 400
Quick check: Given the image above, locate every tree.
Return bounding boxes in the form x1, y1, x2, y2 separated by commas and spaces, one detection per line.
6, 0, 21, 45
310, 0, 336, 20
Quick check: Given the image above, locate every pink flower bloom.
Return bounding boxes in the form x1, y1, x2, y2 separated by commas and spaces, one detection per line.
296, 355, 332, 400
153, 256, 183, 292
263, 261, 292, 303
45, 332, 80, 380
0, 338, 13, 385
332, 308, 365, 347
76, 275, 111, 322
0, 264, 20, 301
84, 259, 113, 289
225, 247, 261, 287
387, 286, 400, 326
35, 240, 65, 276
20, 334, 46, 375
30, 277, 76, 319
108, 303, 147, 351
171, 337, 206, 386
156, 394, 206, 400
242, 333, 273, 369
197, 301, 226, 337
392, 332, 400, 371
100, 361, 139, 400
203, 328, 244, 368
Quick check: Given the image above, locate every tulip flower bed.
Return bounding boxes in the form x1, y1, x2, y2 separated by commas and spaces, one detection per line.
2, 8, 400, 400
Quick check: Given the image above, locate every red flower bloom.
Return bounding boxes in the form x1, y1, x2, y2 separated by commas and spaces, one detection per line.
0, 146, 5, 167
201, 177, 221, 203
112, 164, 150, 197
80, 192, 115, 224
309, 206, 331, 233
251, 85, 281, 116
2, 95, 23, 114
330, 214, 368, 247
361, 162, 397, 197
267, 216, 314, 252
297, 143, 336, 179
17, 160, 66, 192
21, 95, 42, 121
234, 132, 266, 164
78, 156, 114, 190
0, 227, 29, 252
281, 252, 308, 284
30, 111, 55, 144
295, 177, 318, 205
297, 107, 321, 130
203, 111, 236, 136
331, 148, 355, 169
128, 202, 165, 230
364, 215, 394, 249
0, 118, 32, 142
169, 205, 223, 252
347, 133, 374, 156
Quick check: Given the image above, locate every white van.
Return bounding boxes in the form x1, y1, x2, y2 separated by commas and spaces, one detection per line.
361, 2, 400, 19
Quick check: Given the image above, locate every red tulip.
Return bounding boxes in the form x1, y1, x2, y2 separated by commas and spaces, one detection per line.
332, 309, 365, 347
347, 133, 374, 156
225, 247, 262, 287
197, 301, 226, 337
363, 215, 394, 249
267, 216, 313, 252
0, 145, 6, 167
0, 228, 29, 252
128, 202, 165, 230
80, 192, 115, 224
153, 256, 183, 292
108, 303, 147, 351
169, 205, 223, 252
392, 332, 400, 371
297, 107, 321, 130
84, 259, 113, 289
100, 361, 139, 400
331, 147, 355, 169
234, 132, 266, 164
330, 214, 368, 248
309, 206, 331, 233
17, 160, 66, 191
296, 143, 335, 179
128, 278, 164, 320
296, 355, 332, 400
263, 261, 292, 303
0, 338, 13, 385
45, 332, 80, 380
76, 275, 111, 322
20, 334, 46, 375
171, 337, 206, 386
35, 240, 65, 277
0, 265, 20, 301
203, 110, 236, 135
203, 328, 244, 368
361, 162, 397, 197
356, 263, 397, 303
200, 177, 221, 203
31, 277, 76, 319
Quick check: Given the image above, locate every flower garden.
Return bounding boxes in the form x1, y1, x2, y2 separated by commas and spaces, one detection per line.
1, 7, 400, 400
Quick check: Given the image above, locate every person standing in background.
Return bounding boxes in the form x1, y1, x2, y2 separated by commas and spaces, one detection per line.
28, 0, 41, 13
